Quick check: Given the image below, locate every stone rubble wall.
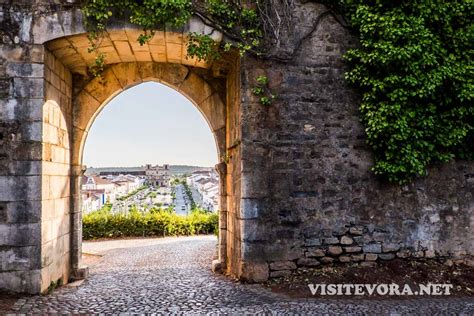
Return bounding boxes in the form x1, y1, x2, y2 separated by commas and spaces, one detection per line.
237, 1, 473, 280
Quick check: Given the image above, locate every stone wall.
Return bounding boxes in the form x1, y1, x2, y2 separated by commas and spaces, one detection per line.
41, 49, 73, 291
0, 9, 45, 291
238, 1, 473, 280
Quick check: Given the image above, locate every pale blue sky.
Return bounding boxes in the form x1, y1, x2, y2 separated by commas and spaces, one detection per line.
83, 82, 218, 168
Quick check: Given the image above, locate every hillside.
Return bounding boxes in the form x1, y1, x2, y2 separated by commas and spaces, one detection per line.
85, 165, 211, 176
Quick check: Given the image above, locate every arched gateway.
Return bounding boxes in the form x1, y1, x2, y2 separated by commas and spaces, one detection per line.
0, 9, 248, 293
1, 2, 472, 294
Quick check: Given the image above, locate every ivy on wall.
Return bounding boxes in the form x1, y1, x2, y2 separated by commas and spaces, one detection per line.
338, 0, 473, 183
82, 0, 473, 183
82, 0, 274, 102
82, 0, 263, 62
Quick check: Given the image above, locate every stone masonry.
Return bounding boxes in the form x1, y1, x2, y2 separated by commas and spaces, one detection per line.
236, 2, 473, 280
0, 0, 472, 293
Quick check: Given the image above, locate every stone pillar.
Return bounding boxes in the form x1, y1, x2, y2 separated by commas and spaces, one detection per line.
212, 161, 227, 273
69, 164, 88, 280
0, 42, 45, 294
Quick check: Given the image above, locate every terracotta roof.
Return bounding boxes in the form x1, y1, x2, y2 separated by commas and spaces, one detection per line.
81, 175, 88, 185
92, 176, 114, 185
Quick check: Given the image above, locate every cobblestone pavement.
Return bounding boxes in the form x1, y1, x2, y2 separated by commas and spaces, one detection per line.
5, 236, 474, 314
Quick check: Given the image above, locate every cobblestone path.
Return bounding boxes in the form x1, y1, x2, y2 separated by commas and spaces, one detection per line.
6, 236, 474, 314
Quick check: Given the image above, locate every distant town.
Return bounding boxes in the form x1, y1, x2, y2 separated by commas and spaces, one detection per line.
81, 164, 219, 215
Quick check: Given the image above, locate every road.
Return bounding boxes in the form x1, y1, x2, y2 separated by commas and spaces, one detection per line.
5, 236, 474, 314
174, 184, 190, 215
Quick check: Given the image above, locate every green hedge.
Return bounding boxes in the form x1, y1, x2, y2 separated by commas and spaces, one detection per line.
83, 208, 218, 240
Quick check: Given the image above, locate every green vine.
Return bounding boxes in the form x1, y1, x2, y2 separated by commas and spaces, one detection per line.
82, 0, 265, 71
252, 75, 275, 106
337, 0, 473, 183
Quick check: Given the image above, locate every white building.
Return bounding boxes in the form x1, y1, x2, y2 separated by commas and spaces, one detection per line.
81, 175, 117, 203
112, 174, 141, 194
81, 174, 146, 213
186, 169, 219, 212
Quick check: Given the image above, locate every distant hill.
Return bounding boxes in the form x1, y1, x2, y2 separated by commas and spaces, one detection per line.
85, 165, 212, 176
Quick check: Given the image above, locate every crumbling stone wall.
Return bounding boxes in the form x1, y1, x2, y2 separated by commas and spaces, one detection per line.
237, 2, 473, 280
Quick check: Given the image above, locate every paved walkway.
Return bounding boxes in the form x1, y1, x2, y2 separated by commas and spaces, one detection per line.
6, 236, 474, 314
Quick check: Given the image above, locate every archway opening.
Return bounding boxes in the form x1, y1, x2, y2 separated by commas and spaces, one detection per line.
78, 81, 221, 264
38, 29, 243, 293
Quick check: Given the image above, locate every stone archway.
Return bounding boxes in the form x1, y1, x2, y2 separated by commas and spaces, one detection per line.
36, 20, 243, 293
69, 62, 228, 282
2, 1, 472, 296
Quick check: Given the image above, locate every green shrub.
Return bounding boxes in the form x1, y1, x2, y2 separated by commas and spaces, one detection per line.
82, 207, 218, 240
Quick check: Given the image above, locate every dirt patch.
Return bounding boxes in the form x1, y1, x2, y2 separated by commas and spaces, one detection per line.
265, 259, 474, 299
0, 294, 20, 313
82, 252, 103, 267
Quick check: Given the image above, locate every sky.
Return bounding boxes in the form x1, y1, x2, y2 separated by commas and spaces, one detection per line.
82, 82, 218, 168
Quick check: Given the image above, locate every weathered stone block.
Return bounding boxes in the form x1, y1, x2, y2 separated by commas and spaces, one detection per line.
0, 246, 40, 271
378, 253, 395, 260
296, 258, 320, 267
320, 257, 334, 264
240, 199, 263, 220
373, 232, 389, 242
0, 270, 41, 294
344, 246, 361, 253
0, 223, 40, 246
32, 12, 65, 44
363, 244, 382, 254
6, 63, 43, 78
328, 246, 343, 256
349, 226, 364, 235
241, 219, 269, 242
13, 78, 44, 98
382, 243, 401, 253
339, 256, 351, 263
305, 238, 321, 247
240, 262, 269, 282
323, 237, 339, 245
396, 250, 411, 258
351, 254, 364, 262
340, 236, 353, 245
305, 248, 325, 258
269, 260, 297, 271
365, 254, 378, 261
